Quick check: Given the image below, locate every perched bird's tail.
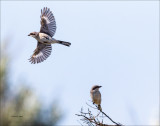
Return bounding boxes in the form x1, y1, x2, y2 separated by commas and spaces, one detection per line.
98, 105, 102, 111
57, 40, 71, 47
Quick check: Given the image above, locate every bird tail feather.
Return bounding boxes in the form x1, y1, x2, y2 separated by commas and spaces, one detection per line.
57, 40, 71, 47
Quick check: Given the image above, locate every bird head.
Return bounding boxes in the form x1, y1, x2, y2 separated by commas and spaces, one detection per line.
28, 32, 38, 38
91, 85, 102, 91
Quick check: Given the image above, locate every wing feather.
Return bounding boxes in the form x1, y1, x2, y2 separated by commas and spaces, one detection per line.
40, 7, 56, 37
29, 42, 52, 64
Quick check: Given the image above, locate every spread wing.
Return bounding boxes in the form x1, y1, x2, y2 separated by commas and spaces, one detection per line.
40, 7, 56, 37
29, 42, 52, 64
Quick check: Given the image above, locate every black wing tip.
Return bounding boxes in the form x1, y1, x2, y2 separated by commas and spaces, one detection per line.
28, 56, 49, 64
28, 57, 36, 64
42, 7, 50, 11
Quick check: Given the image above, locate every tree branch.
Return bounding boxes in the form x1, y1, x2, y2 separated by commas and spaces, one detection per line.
76, 102, 123, 126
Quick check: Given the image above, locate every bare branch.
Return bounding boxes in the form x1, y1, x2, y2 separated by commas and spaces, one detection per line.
76, 102, 123, 126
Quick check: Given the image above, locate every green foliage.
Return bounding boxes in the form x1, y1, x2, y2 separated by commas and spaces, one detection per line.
0, 43, 62, 126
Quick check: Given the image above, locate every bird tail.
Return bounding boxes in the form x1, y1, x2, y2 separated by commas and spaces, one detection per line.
98, 105, 102, 111
57, 40, 71, 47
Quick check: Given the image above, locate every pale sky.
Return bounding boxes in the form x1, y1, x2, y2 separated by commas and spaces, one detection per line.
1, 1, 159, 125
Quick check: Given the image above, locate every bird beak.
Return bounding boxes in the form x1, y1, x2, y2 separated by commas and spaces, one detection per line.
99, 86, 102, 88
28, 34, 30, 36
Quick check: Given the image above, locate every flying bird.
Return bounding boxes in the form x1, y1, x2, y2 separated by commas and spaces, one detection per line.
90, 85, 102, 111
28, 7, 71, 64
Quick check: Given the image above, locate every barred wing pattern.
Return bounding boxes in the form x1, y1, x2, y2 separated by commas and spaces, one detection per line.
29, 42, 52, 64
40, 7, 56, 37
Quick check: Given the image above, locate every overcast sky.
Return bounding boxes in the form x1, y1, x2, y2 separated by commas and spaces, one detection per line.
1, 1, 159, 125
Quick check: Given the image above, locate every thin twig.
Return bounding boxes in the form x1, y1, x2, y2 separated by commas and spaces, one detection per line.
100, 109, 122, 126
86, 102, 97, 109
76, 104, 123, 126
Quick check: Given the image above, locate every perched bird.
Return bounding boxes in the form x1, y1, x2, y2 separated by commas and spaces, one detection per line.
90, 85, 102, 111
28, 7, 71, 64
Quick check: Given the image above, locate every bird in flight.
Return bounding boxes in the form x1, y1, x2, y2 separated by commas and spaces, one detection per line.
28, 7, 71, 64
